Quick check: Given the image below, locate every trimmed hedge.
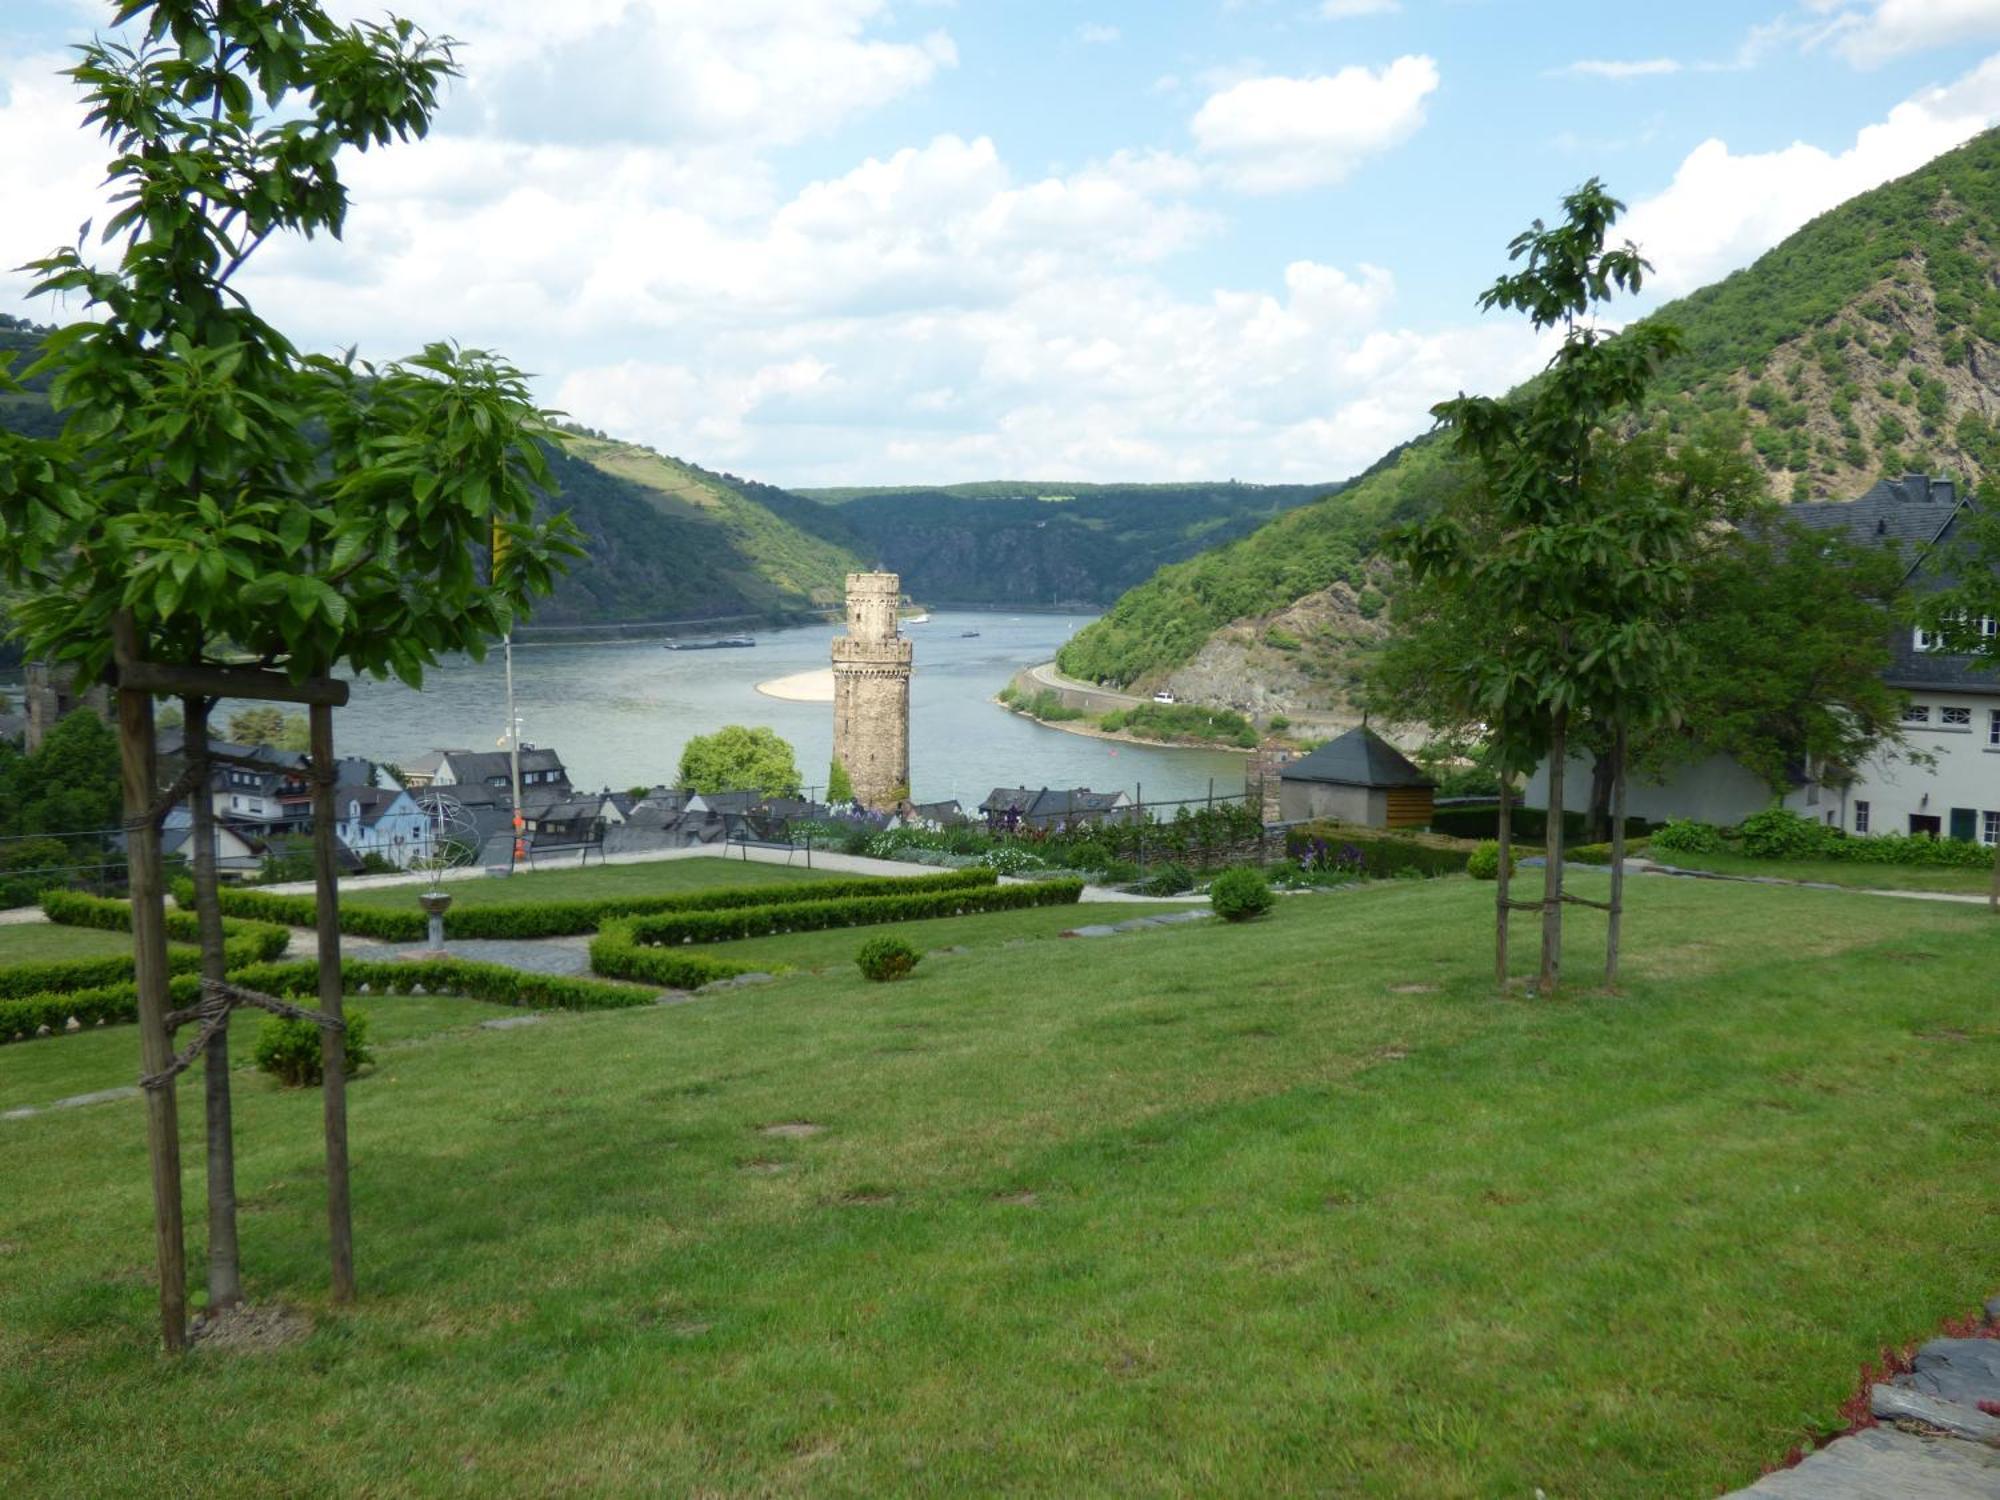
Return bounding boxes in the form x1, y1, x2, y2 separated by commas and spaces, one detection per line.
1, 954, 666, 1048
605, 877, 1085, 950
591, 879, 1087, 984
0, 893, 290, 1000
0, 975, 203, 1043
203, 867, 1002, 941
228, 958, 667, 1013
1284, 825, 1470, 879
1429, 805, 1650, 842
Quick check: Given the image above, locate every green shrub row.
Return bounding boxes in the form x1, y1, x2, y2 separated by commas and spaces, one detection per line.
44, 890, 290, 960
199, 867, 1000, 941
228, 958, 667, 1013
591, 878, 1087, 980
1, 951, 667, 1047
1284, 824, 1470, 879
0, 975, 203, 1043
1428, 804, 1650, 842
0, 896, 288, 1000
1660, 809, 1995, 868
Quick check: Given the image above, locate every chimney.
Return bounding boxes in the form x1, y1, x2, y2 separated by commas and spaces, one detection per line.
1902, 472, 1930, 503
1934, 476, 1956, 507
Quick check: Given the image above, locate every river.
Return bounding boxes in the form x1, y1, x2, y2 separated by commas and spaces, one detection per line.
6, 611, 1250, 809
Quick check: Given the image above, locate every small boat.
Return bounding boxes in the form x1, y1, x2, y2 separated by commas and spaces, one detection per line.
664, 635, 756, 651
904, 612, 931, 625
960, 630, 980, 638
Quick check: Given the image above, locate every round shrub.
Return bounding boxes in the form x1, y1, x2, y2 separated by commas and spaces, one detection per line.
1465, 840, 1501, 880
1649, 819, 1726, 856
1737, 808, 1834, 859
1209, 867, 1275, 922
856, 936, 921, 983
254, 1010, 371, 1088
1065, 840, 1112, 872
1138, 862, 1194, 896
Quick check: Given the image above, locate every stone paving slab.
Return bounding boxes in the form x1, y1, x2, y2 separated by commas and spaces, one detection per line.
1871, 1385, 2000, 1443
1726, 1424, 2000, 1497
1894, 1339, 2000, 1407
1064, 910, 1213, 939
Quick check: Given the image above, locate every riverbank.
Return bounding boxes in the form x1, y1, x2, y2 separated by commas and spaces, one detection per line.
991, 695, 1256, 756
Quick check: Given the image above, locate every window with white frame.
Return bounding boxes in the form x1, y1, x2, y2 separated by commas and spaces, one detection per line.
1986, 810, 2000, 847
1943, 706, 1972, 728
1991, 710, 2000, 748
1915, 626, 1943, 652
1902, 703, 1932, 724
1854, 800, 1870, 834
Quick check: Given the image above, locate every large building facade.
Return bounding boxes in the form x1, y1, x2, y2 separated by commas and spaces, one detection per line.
1527, 473, 2000, 845
832, 572, 913, 810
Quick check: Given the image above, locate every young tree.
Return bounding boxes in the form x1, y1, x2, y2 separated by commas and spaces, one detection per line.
827, 757, 856, 805
0, 1, 580, 1321
225, 706, 306, 748
1391, 180, 1726, 990
678, 726, 804, 796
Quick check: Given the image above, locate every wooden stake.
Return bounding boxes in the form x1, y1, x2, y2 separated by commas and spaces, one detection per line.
1605, 721, 1628, 988
113, 616, 186, 1355
1495, 774, 1512, 991
1540, 713, 1566, 995
310, 702, 355, 1303
184, 697, 241, 1311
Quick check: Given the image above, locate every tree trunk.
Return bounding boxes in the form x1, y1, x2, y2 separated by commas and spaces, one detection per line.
309, 703, 355, 1303
1990, 837, 1998, 917
1586, 749, 1616, 843
113, 616, 187, 1354
184, 698, 242, 1312
1541, 712, 1566, 995
1495, 774, 1512, 990
1605, 721, 1628, 988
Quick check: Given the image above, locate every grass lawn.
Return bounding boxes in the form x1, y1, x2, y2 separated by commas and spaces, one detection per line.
2, 876, 1998, 1496
0, 995, 517, 1115
701, 899, 1201, 971
0, 922, 146, 965
340, 855, 848, 910
1646, 846, 1997, 896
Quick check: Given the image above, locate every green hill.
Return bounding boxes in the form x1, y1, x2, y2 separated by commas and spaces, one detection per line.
808, 480, 1339, 607
0, 323, 867, 638
1059, 128, 2000, 706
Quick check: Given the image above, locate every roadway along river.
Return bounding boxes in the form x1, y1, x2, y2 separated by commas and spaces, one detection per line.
161, 610, 1249, 809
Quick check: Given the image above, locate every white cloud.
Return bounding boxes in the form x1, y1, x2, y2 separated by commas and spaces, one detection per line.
1803, 0, 2000, 67
1190, 56, 1440, 193
1622, 53, 2000, 296
325, 0, 956, 148
1076, 22, 1121, 45
0, 52, 113, 310
1320, 0, 1401, 16
1559, 58, 1683, 79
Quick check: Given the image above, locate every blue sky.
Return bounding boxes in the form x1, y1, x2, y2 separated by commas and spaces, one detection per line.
5, 1, 2000, 484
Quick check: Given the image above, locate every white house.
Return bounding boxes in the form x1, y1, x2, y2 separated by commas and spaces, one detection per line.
335, 786, 437, 870
1526, 473, 2000, 846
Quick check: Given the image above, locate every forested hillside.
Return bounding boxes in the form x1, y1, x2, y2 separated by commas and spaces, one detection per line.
0, 321, 865, 637
1059, 128, 2000, 709
809, 480, 1337, 605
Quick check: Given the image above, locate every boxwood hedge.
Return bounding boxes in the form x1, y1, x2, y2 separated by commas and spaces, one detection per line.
0, 893, 290, 1000
199, 867, 1001, 941
591, 878, 1086, 982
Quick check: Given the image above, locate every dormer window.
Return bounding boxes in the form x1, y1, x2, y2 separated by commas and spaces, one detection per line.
1915, 626, 1943, 652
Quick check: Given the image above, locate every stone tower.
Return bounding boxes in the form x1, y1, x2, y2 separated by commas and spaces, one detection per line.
831, 572, 912, 810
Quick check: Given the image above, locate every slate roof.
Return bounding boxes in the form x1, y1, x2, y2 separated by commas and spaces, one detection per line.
1782, 472, 1997, 696
441, 746, 568, 785
1784, 471, 1961, 563
1279, 726, 1434, 790
978, 786, 1129, 819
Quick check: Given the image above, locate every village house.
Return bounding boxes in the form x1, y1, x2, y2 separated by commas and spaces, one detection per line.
1526, 473, 2000, 844
333, 786, 436, 870
978, 786, 1133, 833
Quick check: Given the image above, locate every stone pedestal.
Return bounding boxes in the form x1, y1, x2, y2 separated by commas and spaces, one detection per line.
418, 890, 453, 951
